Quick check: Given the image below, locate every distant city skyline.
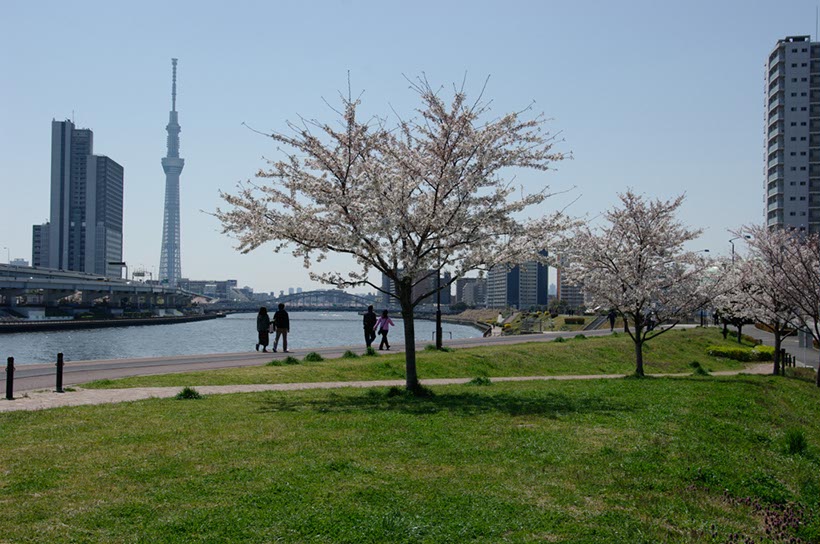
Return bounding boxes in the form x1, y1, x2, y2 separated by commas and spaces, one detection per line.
3, 1, 820, 292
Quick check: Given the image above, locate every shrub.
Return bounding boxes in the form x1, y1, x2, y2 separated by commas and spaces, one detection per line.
266, 360, 285, 366
283, 356, 300, 365
689, 361, 710, 376
707, 345, 754, 361
574, 334, 587, 340
785, 429, 808, 455
341, 350, 359, 359
303, 352, 324, 362
467, 376, 492, 386
565, 317, 585, 325
175, 386, 202, 400
364, 347, 378, 357
554, 336, 566, 343
753, 345, 775, 361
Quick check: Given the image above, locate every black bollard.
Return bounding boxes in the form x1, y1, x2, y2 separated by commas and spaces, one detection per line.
5, 357, 14, 400
56, 352, 64, 393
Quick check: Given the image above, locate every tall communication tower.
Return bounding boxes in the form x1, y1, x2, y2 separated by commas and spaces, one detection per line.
159, 58, 184, 286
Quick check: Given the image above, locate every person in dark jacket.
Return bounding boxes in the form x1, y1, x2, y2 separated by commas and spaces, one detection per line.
256, 307, 271, 352
363, 305, 377, 348
272, 303, 290, 353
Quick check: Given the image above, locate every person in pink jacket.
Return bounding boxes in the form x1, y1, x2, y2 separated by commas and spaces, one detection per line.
374, 310, 395, 351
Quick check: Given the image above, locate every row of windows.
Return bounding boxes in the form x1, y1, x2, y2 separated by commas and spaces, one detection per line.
792, 77, 809, 82
789, 196, 808, 200
790, 106, 809, 111
790, 92, 808, 97
791, 48, 809, 53
791, 62, 809, 68
790, 121, 809, 126
789, 181, 808, 186
789, 211, 808, 216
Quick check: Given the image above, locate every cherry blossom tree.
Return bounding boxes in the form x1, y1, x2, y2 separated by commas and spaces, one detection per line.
563, 191, 715, 376
216, 78, 570, 392
730, 225, 799, 375
776, 230, 820, 386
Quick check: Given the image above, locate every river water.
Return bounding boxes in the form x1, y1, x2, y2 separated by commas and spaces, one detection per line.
0, 312, 481, 365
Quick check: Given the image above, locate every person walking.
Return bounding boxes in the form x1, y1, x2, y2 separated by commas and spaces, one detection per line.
363, 305, 377, 348
255, 307, 271, 352
607, 309, 617, 332
374, 309, 395, 351
272, 303, 290, 353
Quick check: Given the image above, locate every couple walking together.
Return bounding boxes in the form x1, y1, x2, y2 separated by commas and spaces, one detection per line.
255, 303, 290, 353
363, 305, 395, 350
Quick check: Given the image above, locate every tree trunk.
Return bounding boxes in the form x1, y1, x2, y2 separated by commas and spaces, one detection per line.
815, 350, 820, 388
635, 338, 644, 377
773, 332, 782, 376
397, 280, 419, 391
736, 324, 743, 344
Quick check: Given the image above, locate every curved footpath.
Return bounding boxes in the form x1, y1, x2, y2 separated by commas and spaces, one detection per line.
0, 363, 772, 413
0, 324, 789, 413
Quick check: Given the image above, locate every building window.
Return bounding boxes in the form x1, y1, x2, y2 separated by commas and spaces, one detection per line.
790, 212, 797, 216
792, 107, 797, 111
802, 92, 808, 96
803, 63, 808, 67
793, 63, 798, 67
801, 181, 807, 185
791, 181, 797, 185
792, 137, 797, 141
793, 78, 798, 82
802, 78, 808, 81
791, 196, 797, 200
792, 92, 798, 96
791, 151, 797, 155
801, 196, 807, 200
801, 167, 807, 170
801, 151, 807, 155
791, 122, 797, 126
802, 122, 807, 126
801, 136, 808, 140
802, 107, 808, 111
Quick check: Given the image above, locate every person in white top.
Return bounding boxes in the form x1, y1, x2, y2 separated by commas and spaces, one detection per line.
374, 310, 395, 351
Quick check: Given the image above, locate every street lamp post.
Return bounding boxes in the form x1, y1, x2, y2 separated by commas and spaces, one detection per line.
435, 257, 443, 350
729, 235, 751, 263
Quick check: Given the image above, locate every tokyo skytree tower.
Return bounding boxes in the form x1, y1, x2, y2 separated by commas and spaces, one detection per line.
159, 58, 184, 286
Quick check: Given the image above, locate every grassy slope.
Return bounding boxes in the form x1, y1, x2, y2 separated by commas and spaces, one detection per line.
83, 328, 752, 389
1, 376, 819, 543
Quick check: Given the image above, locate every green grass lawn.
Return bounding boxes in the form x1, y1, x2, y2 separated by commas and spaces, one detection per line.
2, 374, 820, 543
83, 328, 753, 389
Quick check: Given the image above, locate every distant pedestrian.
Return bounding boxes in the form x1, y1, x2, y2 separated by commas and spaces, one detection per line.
374, 309, 395, 351
607, 309, 617, 332
272, 303, 290, 353
363, 305, 377, 348
255, 307, 271, 352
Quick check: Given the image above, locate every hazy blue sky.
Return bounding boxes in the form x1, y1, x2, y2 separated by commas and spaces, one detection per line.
1, 0, 817, 294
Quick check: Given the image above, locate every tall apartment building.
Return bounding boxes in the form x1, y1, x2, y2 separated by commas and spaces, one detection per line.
44, 120, 124, 275
455, 277, 487, 307
32, 223, 49, 268
380, 270, 452, 309
485, 260, 548, 310
766, 36, 820, 233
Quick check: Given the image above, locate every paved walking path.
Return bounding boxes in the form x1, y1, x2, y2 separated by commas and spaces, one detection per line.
0, 362, 773, 413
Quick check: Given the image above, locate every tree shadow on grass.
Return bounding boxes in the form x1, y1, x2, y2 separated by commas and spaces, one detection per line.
256, 388, 631, 418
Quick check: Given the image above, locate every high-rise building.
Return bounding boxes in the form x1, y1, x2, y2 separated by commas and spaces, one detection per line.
32, 223, 49, 268
159, 58, 185, 286
85, 156, 124, 276
380, 269, 452, 308
44, 120, 123, 275
485, 259, 548, 309
455, 277, 487, 307
765, 36, 820, 233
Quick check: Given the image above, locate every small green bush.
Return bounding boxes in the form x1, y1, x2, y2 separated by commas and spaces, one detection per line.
707, 345, 754, 361
266, 360, 285, 366
689, 361, 710, 376
303, 352, 324, 362
565, 317, 585, 325
175, 386, 202, 400
553, 336, 566, 343
785, 429, 808, 455
753, 345, 775, 361
574, 334, 587, 340
424, 344, 437, 351
707, 345, 774, 362
341, 350, 359, 359
284, 356, 300, 365
364, 347, 378, 357
467, 376, 492, 386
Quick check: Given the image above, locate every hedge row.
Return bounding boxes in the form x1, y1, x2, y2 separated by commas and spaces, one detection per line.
706, 345, 774, 362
